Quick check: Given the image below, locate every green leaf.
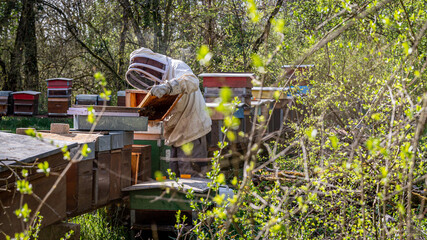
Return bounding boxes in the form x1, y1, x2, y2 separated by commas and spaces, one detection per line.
219, 87, 232, 103
25, 128, 36, 137
402, 42, 412, 55
217, 173, 225, 184
251, 53, 263, 67
273, 90, 281, 100
87, 106, 95, 124
414, 70, 420, 77
197, 45, 212, 66
272, 18, 285, 33
81, 143, 91, 157
181, 142, 194, 156
329, 135, 338, 149
226, 131, 236, 142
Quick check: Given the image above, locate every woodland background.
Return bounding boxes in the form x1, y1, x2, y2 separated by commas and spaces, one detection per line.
1, 0, 427, 239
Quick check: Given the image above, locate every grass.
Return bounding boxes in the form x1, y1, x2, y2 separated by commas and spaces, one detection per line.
70, 207, 130, 240
0, 116, 73, 133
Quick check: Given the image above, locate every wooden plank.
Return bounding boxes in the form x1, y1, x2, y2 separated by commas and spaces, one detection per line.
110, 149, 122, 200
121, 145, 132, 189
94, 151, 110, 206
66, 159, 93, 215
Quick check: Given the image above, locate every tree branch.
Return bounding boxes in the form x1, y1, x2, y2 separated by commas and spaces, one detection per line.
252, 0, 284, 53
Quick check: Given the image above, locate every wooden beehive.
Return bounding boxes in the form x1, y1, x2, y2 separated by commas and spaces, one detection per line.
131, 145, 152, 183
0, 132, 75, 237
75, 94, 98, 105
0, 91, 13, 115
38, 131, 100, 215
12, 91, 40, 115
282, 65, 314, 86
48, 97, 71, 116
125, 89, 148, 107
97, 95, 111, 106
199, 73, 255, 88
46, 78, 73, 116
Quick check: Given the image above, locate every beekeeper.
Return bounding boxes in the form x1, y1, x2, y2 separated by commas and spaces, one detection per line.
125, 47, 212, 177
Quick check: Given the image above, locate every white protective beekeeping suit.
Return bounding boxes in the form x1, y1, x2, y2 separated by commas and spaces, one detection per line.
126, 48, 212, 147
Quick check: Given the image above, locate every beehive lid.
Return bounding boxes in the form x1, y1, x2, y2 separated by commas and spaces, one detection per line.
252, 87, 289, 91
0, 132, 77, 172
46, 78, 73, 82
0, 91, 12, 96
75, 94, 98, 100
12, 91, 41, 95
123, 178, 211, 193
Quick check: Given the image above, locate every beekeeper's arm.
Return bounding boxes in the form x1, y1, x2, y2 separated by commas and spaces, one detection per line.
151, 61, 199, 98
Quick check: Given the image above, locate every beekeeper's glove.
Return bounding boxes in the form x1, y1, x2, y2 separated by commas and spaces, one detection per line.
151, 80, 180, 98
151, 84, 171, 98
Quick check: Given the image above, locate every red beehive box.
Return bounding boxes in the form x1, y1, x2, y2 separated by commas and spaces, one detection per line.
46, 78, 73, 89
12, 91, 40, 115
199, 73, 255, 88
282, 65, 314, 86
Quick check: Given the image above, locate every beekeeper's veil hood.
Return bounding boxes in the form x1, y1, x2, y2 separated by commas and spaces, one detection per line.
125, 48, 170, 90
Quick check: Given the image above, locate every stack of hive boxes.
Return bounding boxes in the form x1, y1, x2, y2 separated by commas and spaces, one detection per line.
46, 78, 73, 116
199, 73, 254, 150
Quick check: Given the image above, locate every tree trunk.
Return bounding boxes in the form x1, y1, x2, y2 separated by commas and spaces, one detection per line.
204, 0, 216, 49
121, 0, 145, 47
118, 3, 129, 79
5, 0, 38, 91
23, 0, 39, 90
152, 1, 162, 53
160, 0, 173, 54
